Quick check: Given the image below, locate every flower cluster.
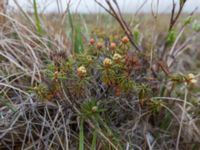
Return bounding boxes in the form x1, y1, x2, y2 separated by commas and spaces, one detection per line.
103, 58, 112, 68
186, 73, 197, 84
36, 33, 198, 104
77, 66, 87, 78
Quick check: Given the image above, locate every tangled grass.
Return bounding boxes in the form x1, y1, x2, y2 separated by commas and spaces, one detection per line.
1, 1, 200, 150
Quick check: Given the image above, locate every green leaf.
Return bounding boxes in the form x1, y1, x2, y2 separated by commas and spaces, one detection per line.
67, 8, 84, 54
79, 119, 84, 150
33, 0, 42, 35
133, 30, 140, 45
160, 111, 172, 130
74, 25, 84, 54
90, 129, 97, 150
184, 16, 193, 25
167, 30, 176, 47
192, 21, 200, 32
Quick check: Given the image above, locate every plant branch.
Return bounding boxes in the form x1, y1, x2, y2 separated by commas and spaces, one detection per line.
95, 0, 142, 52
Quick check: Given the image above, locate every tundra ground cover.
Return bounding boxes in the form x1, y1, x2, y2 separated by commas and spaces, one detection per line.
0, 0, 200, 149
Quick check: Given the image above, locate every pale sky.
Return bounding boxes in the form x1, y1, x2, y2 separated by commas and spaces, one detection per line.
8, 0, 200, 13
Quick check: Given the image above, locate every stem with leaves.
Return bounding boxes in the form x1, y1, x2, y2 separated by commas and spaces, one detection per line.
95, 0, 142, 52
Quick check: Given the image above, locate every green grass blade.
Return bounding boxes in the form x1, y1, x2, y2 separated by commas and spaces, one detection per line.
160, 111, 172, 130
33, 0, 42, 35
79, 119, 84, 150
74, 25, 84, 54
67, 7, 74, 32
90, 129, 97, 150
67, 8, 84, 54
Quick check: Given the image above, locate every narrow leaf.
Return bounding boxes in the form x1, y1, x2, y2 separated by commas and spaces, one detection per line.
33, 0, 42, 35
79, 119, 84, 150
